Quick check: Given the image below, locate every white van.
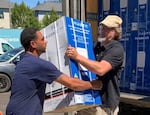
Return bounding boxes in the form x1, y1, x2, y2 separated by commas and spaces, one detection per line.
0, 38, 14, 55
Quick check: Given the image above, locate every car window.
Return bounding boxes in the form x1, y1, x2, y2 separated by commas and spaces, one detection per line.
2, 43, 13, 53
0, 48, 24, 62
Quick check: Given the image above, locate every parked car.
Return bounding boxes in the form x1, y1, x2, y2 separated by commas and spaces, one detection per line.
0, 38, 14, 55
0, 47, 25, 93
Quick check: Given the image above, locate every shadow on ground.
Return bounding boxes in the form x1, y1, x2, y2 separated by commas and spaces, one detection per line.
119, 102, 150, 115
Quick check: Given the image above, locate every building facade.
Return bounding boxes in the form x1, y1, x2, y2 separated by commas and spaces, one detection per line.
0, 0, 99, 40
32, 1, 62, 22
0, 0, 13, 28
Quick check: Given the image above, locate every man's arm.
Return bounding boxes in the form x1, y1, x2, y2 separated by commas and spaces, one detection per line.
55, 74, 102, 91
66, 46, 112, 76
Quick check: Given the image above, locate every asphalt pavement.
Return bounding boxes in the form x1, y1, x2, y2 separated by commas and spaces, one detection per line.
0, 92, 10, 115
0, 92, 67, 115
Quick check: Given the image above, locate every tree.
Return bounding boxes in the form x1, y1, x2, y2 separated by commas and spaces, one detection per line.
42, 9, 59, 27
11, 2, 41, 29
42, 13, 50, 27
49, 9, 59, 24
37, 0, 40, 6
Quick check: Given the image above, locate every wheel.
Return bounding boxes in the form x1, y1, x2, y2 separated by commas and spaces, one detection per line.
0, 73, 11, 93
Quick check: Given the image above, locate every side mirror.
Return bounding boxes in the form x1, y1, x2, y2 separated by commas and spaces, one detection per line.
12, 56, 20, 64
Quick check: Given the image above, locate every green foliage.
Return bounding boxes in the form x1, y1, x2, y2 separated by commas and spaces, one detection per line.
11, 2, 60, 29
42, 9, 59, 27
42, 13, 50, 27
11, 2, 40, 29
49, 9, 59, 23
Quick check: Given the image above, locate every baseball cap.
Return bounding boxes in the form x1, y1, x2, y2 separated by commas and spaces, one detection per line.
100, 15, 122, 28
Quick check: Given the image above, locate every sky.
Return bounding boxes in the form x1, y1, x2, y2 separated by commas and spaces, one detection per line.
10, 0, 56, 8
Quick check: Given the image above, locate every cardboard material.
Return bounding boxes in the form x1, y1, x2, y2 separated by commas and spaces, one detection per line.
41, 16, 102, 113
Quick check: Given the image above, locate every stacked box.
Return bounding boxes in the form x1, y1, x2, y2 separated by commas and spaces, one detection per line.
98, 0, 150, 95
41, 16, 102, 113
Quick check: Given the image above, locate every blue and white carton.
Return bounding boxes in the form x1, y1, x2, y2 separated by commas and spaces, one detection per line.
41, 16, 102, 113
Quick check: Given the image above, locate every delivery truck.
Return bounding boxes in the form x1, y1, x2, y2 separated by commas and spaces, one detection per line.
98, 0, 150, 111
0, 29, 22, 48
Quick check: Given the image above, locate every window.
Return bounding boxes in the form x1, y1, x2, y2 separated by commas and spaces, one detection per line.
0, 11, 4, 19
2, 43, 13, 53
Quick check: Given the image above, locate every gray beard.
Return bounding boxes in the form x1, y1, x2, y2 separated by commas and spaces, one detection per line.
98, 37, 106, 42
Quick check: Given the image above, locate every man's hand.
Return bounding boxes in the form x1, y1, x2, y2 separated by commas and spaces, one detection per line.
90, 79, 103, 90
65, 46, 79, 60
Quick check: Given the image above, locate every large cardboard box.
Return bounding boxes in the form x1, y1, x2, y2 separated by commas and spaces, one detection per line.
41, 16, 102, 113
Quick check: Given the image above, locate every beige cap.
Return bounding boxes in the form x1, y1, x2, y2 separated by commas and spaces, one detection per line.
100, 15, 122, 28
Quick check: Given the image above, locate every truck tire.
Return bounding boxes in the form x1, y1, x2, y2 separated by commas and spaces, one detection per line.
0, 73, 11, 93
